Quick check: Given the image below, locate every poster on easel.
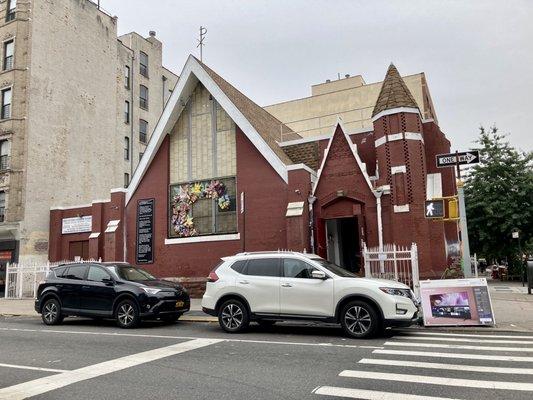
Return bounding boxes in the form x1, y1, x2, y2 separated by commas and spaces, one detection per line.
420, 278, 495, 326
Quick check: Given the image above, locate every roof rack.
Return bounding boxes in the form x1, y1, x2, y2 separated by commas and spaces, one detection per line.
234, 250, 318, 257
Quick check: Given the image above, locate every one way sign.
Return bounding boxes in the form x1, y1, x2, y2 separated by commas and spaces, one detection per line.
436, 150, 479, 168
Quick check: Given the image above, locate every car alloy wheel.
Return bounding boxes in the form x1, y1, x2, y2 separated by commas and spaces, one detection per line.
41, 299, 63, 326
218, 299, 249, 333
344, 305, 372, 335
222, 303, 243, 329
115, 300, 140, 329
341, 300, 379, 339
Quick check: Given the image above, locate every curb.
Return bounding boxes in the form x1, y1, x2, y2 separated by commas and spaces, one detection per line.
0, 312, 218, 323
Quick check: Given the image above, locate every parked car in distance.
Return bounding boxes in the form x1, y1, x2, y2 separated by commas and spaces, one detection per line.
202, 252, 419, 338
35, 262, 190, 328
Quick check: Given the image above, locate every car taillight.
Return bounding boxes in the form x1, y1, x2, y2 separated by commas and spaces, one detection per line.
207, 271, 219, 282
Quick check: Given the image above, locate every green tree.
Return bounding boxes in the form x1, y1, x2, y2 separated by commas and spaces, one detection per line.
465, 126, 533, 273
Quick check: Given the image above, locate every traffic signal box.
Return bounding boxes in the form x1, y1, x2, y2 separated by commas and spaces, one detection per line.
426, 196, 459, 221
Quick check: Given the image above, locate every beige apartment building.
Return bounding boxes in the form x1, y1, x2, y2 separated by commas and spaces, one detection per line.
264, 72, 437, 141
0, 0, 177, 269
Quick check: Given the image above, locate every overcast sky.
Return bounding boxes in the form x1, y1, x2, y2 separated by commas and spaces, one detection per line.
104, 0, 532, 152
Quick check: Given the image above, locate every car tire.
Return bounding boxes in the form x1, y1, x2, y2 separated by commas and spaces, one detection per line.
218, 299, 249, 333
115, 299, 140, 329
340, 300, 380, 339
41, 298, 63, 326
160, 313, 181, 324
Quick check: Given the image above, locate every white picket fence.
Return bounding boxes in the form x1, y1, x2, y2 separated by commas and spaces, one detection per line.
4, 259, 99, 299
363, 242, 420, 296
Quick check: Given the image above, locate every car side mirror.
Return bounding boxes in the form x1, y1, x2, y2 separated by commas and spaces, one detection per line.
102, 278, 115, 286
311, 270, 327, 280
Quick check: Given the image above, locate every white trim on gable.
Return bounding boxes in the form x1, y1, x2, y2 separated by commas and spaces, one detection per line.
371, 107, 421, 122
125, 56, 290, 205
312, 118, 373, 196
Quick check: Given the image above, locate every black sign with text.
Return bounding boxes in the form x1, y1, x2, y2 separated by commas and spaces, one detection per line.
136, 199, 154, 264
436, 150, 480, 168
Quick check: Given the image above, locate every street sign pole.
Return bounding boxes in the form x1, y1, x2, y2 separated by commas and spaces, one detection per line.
457, 179, 472, 277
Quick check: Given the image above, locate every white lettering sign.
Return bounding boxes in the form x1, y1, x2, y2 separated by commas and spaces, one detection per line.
62, 216, 92, 234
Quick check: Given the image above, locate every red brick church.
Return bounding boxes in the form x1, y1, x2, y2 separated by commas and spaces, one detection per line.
49, 56, 459, 292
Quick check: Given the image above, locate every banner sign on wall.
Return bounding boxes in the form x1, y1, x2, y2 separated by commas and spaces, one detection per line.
62, 216, 92, 234
136, 199, 154, 264
420, 278, 495, 326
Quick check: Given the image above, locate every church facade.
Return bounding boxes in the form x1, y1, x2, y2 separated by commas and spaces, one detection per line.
49, 56, 458, 294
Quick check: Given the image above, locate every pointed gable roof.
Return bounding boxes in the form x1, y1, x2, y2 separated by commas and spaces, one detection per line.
126, 55, 299, 204
372, 64, 419, 117
312, 118, 373, 195
197, 58, 301, 155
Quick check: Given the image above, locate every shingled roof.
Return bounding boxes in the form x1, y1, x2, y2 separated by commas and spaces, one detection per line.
372, 64, 419, 117
196, 57, 300, 165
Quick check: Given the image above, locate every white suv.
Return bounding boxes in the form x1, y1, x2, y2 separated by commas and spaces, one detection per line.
201, 252, 419, 338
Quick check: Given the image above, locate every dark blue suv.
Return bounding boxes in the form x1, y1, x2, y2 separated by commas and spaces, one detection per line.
35, 262, 190, 328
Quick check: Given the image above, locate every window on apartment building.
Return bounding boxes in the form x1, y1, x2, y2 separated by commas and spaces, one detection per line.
3, 40, 14, 71
124, 173, 130, 188
139, 51, 148, 77
139, 85, 148, 110
1, 88, 12, 119
124, 137, 130, 160
125, 65, 130, 89
139, 119, 147, 143
0, 191, 5, 222
0, 140, 10, 171
5, 0, 16, 22
124, 101, 130, 123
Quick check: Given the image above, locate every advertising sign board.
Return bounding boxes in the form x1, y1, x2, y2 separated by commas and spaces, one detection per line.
420, 278, 495, 326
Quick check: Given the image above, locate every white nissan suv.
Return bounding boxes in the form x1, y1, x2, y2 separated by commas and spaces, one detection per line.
202, 252, 419, 338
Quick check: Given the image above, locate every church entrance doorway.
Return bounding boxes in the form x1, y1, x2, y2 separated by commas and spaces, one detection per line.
326, 217, 361, 273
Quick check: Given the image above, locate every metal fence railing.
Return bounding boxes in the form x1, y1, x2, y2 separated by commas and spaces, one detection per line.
363, 242, 420, 296
4, 259, 100, 299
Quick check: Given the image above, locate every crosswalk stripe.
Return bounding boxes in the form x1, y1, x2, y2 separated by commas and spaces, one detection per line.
373, 349, 533, 362
339, 370, 533, 391
358, 358, 533, 374
394, 335, 533, 345
313, 386, 461, 399
401, 331, 533, 340
384, 341, 533, 352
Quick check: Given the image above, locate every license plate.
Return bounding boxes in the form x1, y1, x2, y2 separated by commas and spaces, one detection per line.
175, 301, 184, 308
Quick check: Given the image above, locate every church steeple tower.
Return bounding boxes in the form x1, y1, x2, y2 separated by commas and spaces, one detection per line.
372, 63, 419, 118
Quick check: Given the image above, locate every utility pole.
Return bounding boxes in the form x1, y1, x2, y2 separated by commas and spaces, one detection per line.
455, 151, 472, 278
197, 26, 207, 62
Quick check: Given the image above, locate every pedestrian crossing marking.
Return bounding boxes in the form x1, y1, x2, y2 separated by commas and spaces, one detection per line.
384, 341, 533, 352
394, 335, 533, 345
314, 386, 461, 400
373, 349, 533, 362
339, 370, 533, 391
359, 358, 533, 375
401, 331, 533, 340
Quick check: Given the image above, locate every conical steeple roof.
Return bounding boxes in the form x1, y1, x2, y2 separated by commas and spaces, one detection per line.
372, 64, 418, 117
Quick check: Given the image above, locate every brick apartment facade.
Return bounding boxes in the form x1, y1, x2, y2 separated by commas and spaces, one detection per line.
49, 56, 459, 296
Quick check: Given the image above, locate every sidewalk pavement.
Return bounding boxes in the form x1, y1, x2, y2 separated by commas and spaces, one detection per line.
1, 279, 532, 332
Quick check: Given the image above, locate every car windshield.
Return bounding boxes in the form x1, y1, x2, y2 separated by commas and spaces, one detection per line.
114, 265, 156, 281
311, 258, 358, 278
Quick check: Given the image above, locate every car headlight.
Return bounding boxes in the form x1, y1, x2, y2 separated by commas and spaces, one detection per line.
379, 287, 411, 297
141, 287, 162, 295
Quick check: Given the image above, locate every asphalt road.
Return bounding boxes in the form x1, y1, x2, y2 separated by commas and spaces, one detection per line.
1, 316, 533, 400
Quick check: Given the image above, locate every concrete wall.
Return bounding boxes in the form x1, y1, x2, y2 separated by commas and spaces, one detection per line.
265, 73, 435, 138
22, 0, 120, 262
